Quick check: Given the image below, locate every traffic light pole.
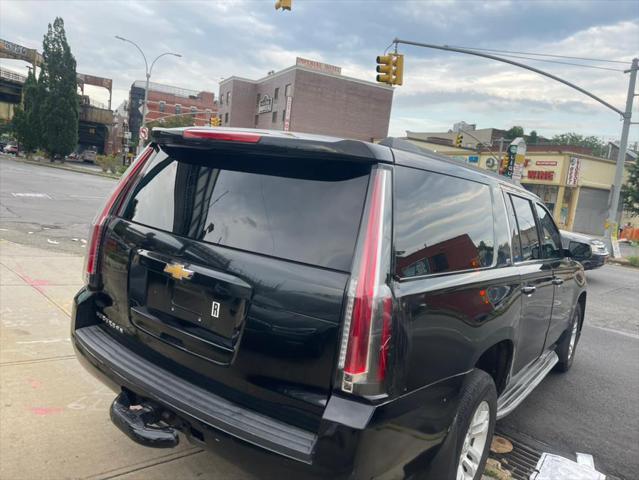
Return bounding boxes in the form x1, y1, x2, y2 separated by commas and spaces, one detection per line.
392, 39, 637, 255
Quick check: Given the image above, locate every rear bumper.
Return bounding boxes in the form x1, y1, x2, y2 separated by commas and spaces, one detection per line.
71, 288, 465, 479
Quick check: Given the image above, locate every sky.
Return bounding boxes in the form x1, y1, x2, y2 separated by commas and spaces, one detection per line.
1, 0, 638, 143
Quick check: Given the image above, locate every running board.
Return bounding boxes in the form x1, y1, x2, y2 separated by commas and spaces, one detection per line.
496, 350, 558, 420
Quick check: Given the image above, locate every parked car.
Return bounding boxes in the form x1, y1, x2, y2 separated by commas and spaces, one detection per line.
71, 129, 587, 480
81, 147, 97, 163
560, 229, 609, 270
3, 143, 18, 155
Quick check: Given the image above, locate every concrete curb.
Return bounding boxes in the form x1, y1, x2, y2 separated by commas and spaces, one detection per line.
608, 258, 639, 269
2, 154, 119, 180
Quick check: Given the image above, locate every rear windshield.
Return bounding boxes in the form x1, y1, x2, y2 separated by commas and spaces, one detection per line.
121, 147, 370, 271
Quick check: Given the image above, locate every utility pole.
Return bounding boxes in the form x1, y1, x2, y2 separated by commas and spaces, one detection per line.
390, 39, 637, 256
607, 58, 638, 247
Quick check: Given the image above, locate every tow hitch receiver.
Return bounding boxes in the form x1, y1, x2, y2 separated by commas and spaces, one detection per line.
110, 391, 179, 448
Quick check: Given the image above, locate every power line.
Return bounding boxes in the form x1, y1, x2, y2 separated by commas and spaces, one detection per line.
490, 53, 625, 72
446, 44, 632, 65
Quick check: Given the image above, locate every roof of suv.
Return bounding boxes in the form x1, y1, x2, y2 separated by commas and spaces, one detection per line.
151, 127, 530, 195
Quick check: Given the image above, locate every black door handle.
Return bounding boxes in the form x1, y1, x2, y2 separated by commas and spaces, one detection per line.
521, 286, 536, 295
552, 277, 564, 286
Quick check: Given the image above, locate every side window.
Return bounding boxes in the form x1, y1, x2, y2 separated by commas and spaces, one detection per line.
534, 203, 562, 258
394, 167, 495, 277
510, 195, 541, 261
503, 192, 522, 262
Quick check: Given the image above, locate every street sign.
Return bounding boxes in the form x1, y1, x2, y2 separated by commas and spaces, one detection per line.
139, 127, 149, 141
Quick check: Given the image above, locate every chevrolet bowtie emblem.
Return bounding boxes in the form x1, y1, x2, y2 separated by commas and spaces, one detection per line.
163, 263, 194, 281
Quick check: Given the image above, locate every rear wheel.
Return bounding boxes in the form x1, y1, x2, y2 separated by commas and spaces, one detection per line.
555, 303, 582, 373
455, 370, 497, 480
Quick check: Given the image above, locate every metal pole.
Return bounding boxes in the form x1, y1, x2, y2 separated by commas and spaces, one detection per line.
606, 58, 638, 255
393, 39, 624, 116
141, 71, 150, 154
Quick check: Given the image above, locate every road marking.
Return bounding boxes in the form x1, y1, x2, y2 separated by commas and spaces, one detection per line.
11, 193, 52, 199
590, 325, 639, 340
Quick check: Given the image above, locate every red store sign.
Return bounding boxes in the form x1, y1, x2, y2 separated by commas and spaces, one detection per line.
527, 170, 555, 181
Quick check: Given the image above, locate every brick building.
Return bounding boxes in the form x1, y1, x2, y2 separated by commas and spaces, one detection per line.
128, 81, 217, 144
217, 57, 394, 141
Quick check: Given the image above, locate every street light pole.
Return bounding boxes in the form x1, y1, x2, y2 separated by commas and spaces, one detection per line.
114, 36, 181, 153
392, 39, 637, 256
608, 58, 638, 249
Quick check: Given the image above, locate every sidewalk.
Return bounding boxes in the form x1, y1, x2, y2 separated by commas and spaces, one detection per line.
0, 153, 120, 179
0, 240, 256, 479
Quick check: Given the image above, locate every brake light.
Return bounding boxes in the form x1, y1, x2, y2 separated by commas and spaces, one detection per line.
183, 129, 261, 143
84, 146, 154, 287
338, 166, 393, 396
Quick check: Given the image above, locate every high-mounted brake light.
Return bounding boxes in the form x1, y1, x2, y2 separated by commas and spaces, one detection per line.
183, 129, 261, 143
338, 166, 393, 396
84, 146, 154, 287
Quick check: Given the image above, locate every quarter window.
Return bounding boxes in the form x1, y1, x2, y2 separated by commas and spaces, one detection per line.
394, 167, 495, 277
534, 203, 562, 258
510, 195, 541, 261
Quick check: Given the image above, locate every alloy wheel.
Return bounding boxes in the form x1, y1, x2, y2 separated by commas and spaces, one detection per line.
456, 400, 490, 480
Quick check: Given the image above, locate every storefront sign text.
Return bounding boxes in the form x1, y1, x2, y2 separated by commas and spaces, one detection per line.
528, 170, 555, 181
535, 160, 558, 166
258, 95, 273, 114
296, 57, 342, 75
567, 157, 581, 186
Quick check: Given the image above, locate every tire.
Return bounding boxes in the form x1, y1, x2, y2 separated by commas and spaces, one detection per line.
454, 370, 497, 480
555, 303, 582, 373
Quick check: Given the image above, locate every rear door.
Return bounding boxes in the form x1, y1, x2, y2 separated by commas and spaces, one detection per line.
99, 145, 371, 431
508, 194, 555, 373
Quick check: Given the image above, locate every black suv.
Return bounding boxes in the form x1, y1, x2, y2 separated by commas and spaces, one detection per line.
72, 128, 586, 480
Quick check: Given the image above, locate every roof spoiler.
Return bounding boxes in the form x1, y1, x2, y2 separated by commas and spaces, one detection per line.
378, 137, 433, 155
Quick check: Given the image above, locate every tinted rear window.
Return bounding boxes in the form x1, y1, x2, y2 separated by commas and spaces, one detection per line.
394, 166, 495, 277
122, 148, 370, 271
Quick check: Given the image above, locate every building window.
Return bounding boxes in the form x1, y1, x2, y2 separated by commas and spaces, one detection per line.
219, 95, 223, 106
226, 92, 230, 104
159, 101, 165, 113
190, 106, 197, 116
274, 87, 279, 101
175, 104, 182, 115
282, 109, 286, 122
255, 114, 259, 126
272, 111, 277, 123
256, 93, 261, 106
224, 112, 228, 124
284, 84, 292, 97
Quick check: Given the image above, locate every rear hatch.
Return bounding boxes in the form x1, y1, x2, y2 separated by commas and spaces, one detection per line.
98, 136, 373, 431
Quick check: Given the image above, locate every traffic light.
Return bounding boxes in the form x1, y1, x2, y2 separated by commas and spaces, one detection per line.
455, 133, 464, 147
376, 54, 404, 86
210, 116, 221, 127
275, 0, 291, 10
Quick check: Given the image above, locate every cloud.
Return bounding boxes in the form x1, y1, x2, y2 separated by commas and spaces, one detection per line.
0, 0, 637, 142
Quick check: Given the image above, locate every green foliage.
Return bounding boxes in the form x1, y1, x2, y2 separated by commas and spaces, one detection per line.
550, 132, 606, 157
621, 155, 639, 217
13, 70, 43, 155
506, 126, 524, 139
528, 130, 538, 144
627, 256, 639, 267
96, 154, 120, 173
39, 17, 79, 157
146, 114, 197, 130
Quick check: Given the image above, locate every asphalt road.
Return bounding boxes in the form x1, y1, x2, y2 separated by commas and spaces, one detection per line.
0, 156, 115, 253
1, 155, 638, 479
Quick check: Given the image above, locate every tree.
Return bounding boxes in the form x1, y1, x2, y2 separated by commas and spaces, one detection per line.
622, 156, 639, 217
13, 69, 43, 155
39, 17, 78, 157
528, 130, 538, 144
550, 132, 606, 158
506, 126, 524, 139
146, 114, 197, 130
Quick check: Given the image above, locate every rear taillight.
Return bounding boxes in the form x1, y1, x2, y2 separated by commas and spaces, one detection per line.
84, 146, 154, 287
338, 165, 393, 396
